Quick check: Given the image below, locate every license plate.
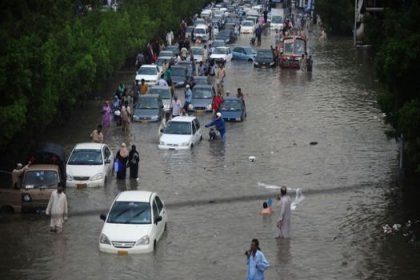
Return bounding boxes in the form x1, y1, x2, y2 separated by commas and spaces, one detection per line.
117, 250, 128, 256
76, 184, 87, 189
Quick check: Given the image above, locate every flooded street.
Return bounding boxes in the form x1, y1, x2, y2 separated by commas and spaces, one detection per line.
1, 30, 419, 280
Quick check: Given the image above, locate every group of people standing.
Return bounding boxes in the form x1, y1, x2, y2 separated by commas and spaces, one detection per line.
114, 142, 140, 181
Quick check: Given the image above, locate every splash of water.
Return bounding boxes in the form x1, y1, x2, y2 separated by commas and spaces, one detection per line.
257, 182, 305, 210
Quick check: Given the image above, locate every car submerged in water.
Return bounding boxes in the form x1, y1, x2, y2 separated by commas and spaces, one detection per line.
220, 97, 246, 122
253, 49, 276, 68
132, 94, 164, 122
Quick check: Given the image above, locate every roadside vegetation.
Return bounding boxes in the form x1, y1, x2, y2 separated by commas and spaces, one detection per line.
0, 0, 209, 161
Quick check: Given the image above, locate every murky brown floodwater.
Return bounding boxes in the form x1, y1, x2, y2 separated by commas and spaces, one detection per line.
1, 25, 419, 280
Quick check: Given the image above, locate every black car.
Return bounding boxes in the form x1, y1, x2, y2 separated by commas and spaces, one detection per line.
253, 49, 276, 68
215, 30, 237, 44
171, 65, 188, 88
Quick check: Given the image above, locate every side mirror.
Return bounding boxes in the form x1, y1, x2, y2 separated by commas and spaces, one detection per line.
154, 216, 162, 224
100, 214, 106, 221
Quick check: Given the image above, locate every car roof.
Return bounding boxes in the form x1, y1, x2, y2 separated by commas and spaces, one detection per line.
116, 191, 154, 202
150, 85, 170, 90
73, 143, 107, 150
224, 96, 241, 101
139, 94, 160, 98
140, 64, 157, 68
195, 24, 208, 28
170, 116, 197, 122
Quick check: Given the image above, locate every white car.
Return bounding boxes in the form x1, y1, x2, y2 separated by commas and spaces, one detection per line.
66, 143, 113, 188
240, 20, 256, 34
135, 64, 161, 85
99, 191, 167, 254
159, 116, 203, 150
210, 46, 233, 62
191, 46, 204, 62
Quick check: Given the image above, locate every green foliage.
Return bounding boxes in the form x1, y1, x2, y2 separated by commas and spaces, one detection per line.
315, 0, 354, 35
0, 0, 210, 153
374, 2, 420, 174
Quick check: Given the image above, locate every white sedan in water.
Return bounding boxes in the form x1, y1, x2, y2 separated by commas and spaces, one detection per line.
99, 191, 167, 254
66, 143, 113, 188
135, 64, 161, 85
209, 46, 233, 62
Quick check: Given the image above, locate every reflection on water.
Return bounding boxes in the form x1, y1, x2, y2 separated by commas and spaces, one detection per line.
1, 27, 418, 280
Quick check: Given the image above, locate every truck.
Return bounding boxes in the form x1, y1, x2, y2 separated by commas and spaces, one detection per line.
0, 143, 66, 213
270, 8, 284, 30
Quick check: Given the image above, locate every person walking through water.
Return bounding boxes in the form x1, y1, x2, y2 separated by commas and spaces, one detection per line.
128, 144, 140, 180
101, 100, 112, 129
205, 112, 226, 141
276, 186, 292, 238
115, 143, 129, 180
46, 183, 68, 233
90, 124, 104, 143
245, 238, 269, 280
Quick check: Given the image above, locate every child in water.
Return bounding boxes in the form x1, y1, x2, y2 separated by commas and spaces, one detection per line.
260, 201, 272, 216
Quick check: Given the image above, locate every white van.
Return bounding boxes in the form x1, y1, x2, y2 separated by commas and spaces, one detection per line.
201, 9, 212, 19
193, 24, 209, 42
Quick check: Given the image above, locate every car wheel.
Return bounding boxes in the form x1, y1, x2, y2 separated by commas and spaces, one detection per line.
248, 58, 253, 62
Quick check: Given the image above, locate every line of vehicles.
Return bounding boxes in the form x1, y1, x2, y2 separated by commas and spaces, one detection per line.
0, 0, 307, 256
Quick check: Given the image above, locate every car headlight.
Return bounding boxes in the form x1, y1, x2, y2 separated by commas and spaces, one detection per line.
22, 193, 32, 202
164, 104, 170, 110
136, 235, 150, 246
91, 173, 104, 181
270, 62, 275, 65
133, 115, 139, 121
99, 233, 111, 245
150, 115, 159, 121
207, 104, 212, 110
67, 175, 73, 181
160, 141, 165, 145
188, 104, 194, 110
254, 62, 259, 65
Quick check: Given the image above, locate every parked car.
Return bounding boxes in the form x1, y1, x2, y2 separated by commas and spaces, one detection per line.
132, 94, 164, 122
159, 116, 203, 150
164, 45, 180, 57
240, 20, 255, 34
171, 65, 188, 88
99, 191, 167, 254
66, 143, 113, 188
220, 97, 247, 122
215, 29, 237, 43
254, 49, 276, 68
135, 64, 160, 85
210, 46, 233, 62
189, 84, 216, 112
149, 86, 172, 112
191, 46, 204, 63
177, 61, 195, 78
232, 46, 256, 61
193, 24, 210, 42
194, 76, 210, 86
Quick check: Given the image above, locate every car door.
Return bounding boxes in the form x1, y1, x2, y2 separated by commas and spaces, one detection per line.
152, 197, 164, 240
194, 119, 202, 140
232, 47, 241, 59
191, 121, 198, 145
155, 195, 166, 236
227, 48, 232, 61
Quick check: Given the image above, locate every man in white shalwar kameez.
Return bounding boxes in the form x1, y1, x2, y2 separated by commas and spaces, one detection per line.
276, 186, 291, 238
46, 185, 68, 233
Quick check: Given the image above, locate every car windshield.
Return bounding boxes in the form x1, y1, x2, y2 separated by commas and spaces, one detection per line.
192, 48, 203, 55
107, 201, 151, 224
159, 51, 173, 57
221, 100, 242, 111
257, 51, 273, 59
150, 88, 171, 99
193, 88, 212, 99
214, 48, 227, 54
195, 28, 206, 34
271, 15, 283, 23
172, 68, 185, 76
244, 47, 256, 54
137, 67, 157, 75
164, 121, 192, 135
242, 21, 253, 26
68, 149, 103, 165
136, 98, 160, 109
23, 171, 58, 188
284, 41, 294, 54
294, 39, 305, 55
213, 41, 225, 47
